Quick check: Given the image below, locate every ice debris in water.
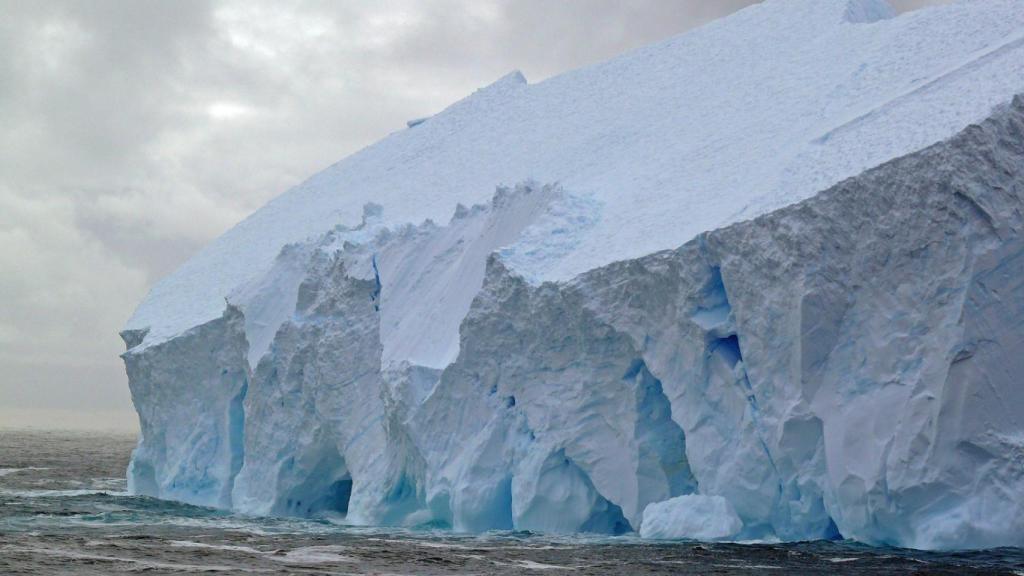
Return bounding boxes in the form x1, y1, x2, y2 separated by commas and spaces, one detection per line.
639, 495, 743, 541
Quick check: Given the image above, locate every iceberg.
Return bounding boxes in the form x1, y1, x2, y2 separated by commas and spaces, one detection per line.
122, 0, 1024, 550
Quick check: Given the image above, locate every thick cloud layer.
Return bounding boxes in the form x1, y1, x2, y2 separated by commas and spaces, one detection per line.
0, 0, 948, 430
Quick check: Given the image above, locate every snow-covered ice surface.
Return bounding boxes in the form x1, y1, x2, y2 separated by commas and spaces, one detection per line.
122, 0, 1024, 551
126, 0, 1024, 351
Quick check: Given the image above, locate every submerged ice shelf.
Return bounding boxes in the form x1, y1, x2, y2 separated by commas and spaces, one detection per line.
123, 0, 1024, 551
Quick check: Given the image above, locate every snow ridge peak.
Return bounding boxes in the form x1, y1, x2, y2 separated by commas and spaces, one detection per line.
843, 0, 896, 24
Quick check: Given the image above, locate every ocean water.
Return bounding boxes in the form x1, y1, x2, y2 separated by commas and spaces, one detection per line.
1, 430, 1022, 575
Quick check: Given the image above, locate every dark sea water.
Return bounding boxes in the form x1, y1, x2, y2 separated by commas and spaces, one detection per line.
1, 430, 1022, 575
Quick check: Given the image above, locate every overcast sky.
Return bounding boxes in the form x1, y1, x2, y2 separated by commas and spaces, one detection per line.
0, 0, 948, 431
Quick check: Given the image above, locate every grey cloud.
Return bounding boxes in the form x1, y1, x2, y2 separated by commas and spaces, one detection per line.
0, 2, 214, 188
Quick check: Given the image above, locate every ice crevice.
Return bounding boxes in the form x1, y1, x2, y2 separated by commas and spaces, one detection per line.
224, 378, 247, 508
700, 265, 785, 522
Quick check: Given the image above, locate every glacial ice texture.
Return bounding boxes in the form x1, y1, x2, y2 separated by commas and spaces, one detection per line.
124, 94, 1024, 550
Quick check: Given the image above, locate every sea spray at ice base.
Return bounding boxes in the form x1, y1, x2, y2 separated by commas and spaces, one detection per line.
121, 0, 1024, 550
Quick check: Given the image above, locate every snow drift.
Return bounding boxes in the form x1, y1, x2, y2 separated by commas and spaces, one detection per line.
123, 0, 1024, 550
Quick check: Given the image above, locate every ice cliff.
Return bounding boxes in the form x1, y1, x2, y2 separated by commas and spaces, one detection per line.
122, 0, 1024, 550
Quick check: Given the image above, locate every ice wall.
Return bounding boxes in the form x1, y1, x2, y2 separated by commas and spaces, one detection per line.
125, 94, 1024, 550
